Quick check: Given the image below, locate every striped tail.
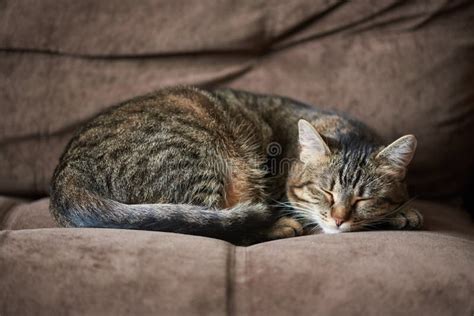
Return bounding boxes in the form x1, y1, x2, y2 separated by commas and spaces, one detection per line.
50, 190, 275, 245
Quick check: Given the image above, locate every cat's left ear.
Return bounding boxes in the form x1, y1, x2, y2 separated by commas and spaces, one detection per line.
298, 119, 331, 164
376, 135, 417, 178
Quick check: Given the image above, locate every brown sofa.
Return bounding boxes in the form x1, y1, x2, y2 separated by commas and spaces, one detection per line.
1, 1, 473, 315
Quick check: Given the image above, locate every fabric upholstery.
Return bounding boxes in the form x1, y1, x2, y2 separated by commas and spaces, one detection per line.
1, 0, 473, 198
1, 1, 474, 315
0, 198, 473, 315
0, 198, 472, 237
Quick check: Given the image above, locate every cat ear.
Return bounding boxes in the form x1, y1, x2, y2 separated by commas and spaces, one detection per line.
298, 119, 331, 164
376, 135, 417, 178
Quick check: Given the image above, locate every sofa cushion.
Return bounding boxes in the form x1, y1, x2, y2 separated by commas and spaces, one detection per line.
1, 203, 473, 315
0, 197, 57, 230
0, 0, 342, 55
1, 0, 473, 200
1, 197, 473, 314
0, 197, 472, 237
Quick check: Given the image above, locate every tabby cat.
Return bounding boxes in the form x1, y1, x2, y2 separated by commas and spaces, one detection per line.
50, 87, 423, 245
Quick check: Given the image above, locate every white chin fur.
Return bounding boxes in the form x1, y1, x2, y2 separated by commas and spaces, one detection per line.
321, 226, 341, 234
321, 224, 352, 234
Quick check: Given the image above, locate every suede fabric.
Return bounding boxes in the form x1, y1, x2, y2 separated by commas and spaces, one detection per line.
1, 0, 474, 315
0, 198, 472, 238
0, 199, 473, 315
0, 0, 473, 198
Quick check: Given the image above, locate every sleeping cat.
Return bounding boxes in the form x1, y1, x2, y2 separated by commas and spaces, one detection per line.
50, 87, 423, 245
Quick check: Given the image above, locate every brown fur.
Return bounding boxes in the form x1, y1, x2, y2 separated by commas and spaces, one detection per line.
49, 86, 422, 244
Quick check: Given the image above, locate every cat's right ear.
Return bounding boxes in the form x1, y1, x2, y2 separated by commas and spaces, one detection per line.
298, 119, 330, 164
375, 134, 417, 179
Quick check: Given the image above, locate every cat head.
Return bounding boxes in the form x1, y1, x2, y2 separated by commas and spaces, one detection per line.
286, 119, 417, 234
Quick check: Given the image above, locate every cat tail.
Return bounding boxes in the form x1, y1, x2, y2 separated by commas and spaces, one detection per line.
49, 190, 275, 245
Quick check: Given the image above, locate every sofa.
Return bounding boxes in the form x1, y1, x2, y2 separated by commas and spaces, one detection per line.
1, 1, 473, 315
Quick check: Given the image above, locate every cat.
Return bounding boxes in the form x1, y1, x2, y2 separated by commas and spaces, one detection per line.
50, 86, 423, 245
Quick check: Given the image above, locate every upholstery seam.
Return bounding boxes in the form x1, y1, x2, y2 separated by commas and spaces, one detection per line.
225, 243, 236, 316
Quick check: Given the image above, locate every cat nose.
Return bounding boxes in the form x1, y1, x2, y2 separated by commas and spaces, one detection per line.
331, 205, 350, 227
334, 217, 345, 227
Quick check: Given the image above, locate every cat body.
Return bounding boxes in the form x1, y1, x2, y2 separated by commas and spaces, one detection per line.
50, 87, 422, 245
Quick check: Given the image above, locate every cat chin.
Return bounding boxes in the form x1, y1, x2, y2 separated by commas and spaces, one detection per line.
320, 224, 352, 234
321, 226, 342, 234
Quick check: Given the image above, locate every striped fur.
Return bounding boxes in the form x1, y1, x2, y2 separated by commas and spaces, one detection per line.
50, 86, 422, 244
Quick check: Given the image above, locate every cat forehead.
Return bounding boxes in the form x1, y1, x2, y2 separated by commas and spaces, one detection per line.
328, 147, 375, 169
302, 155, 378, 188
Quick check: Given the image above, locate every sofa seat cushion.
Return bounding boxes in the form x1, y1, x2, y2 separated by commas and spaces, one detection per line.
1, 197, 472, 237
1, 229, 473, 315
0, 198, 473, 315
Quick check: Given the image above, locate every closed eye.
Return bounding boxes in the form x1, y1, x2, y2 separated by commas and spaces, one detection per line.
352, 197, 373, 206
319, 188, 334, 205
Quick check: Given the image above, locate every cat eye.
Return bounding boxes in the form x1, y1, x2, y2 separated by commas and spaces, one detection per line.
352, 197, 373, 206
319, 188, 334, 205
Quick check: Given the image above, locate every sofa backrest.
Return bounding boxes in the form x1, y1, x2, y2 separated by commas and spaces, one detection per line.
1, 0, 473, 202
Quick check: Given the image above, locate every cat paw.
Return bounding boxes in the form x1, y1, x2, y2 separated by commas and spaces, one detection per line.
390, 208, 423, 230
266, 217, 303, 240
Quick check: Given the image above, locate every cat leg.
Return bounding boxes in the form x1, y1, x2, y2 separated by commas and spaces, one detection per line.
387, 208, 423, 230
266, 217, 304, 240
